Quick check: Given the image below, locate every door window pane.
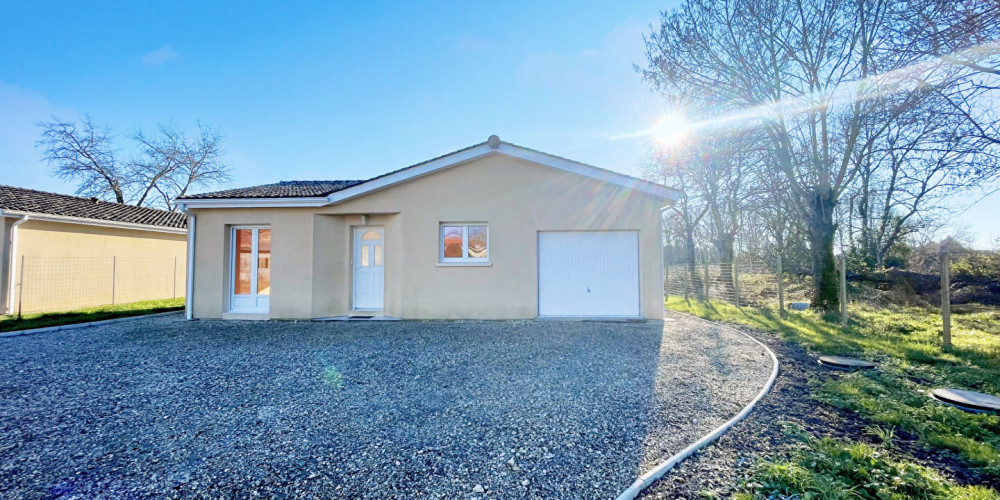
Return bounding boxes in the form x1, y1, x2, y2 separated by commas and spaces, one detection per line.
256, 229, 271, 295
362, 230, 382, 241
235, 229, 253, 295
374, 244, 383, 266
361, 245, 370, 267
442, 226, 463, 258
468, 226, 487, 258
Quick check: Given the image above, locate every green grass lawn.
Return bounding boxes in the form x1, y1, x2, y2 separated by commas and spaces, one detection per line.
0, 297, 184, 333
665, 297, 1000, 499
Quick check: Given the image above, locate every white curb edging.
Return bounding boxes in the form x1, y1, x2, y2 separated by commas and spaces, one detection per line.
614, 311, 780, 500
0, 310, 183, 338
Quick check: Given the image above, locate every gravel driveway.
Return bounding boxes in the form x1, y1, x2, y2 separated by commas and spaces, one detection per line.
0, 312, 772, 498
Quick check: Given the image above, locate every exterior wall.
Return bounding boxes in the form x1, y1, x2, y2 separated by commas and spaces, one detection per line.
0, 218, 12, 314
190, 154, 667, 320
190, 208, 317, 319
8, 220, 187, 314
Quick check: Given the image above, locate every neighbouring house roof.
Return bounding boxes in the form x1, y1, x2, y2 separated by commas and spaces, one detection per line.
0, 185, 188, 231
178, 136, 682, 208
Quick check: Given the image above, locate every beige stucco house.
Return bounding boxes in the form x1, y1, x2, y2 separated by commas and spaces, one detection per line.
177, 137, 679, 321
1, 185, 188, 315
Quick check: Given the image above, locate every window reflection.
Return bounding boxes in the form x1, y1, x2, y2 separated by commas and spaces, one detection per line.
235, 229, 252, 295
468, 226, 487, 258
442, 226, 463, 258
257, 229, 271, 295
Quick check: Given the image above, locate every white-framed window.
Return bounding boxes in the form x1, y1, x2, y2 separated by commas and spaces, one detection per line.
440, 223, 489, 263
229, 226, 271, 313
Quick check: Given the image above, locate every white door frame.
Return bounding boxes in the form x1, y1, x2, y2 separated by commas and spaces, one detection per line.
352, 226, 385, 311
229, 226, 270, 313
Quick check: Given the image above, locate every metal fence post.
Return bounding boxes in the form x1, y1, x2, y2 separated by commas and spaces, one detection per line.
16, 255, 24, 320
941, 250, 951, 348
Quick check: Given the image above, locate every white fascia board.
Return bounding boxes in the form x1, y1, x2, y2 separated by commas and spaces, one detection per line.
325, 144, 494, 204
493, 144, 682, 200
176, 197, 330, 209
0, 210, 187, 235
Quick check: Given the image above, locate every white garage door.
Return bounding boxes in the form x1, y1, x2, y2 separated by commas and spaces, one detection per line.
538, 231, 640, 317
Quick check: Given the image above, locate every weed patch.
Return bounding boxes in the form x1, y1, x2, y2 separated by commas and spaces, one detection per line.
667, 298, 1000, 492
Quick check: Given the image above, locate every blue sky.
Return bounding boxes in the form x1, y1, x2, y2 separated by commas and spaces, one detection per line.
0, 1, 997, 247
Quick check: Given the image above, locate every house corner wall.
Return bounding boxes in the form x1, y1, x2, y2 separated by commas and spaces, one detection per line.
0, 218, 13, 315
191, 207, 316, 319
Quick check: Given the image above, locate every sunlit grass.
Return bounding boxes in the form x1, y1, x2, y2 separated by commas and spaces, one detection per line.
733, 422, 999, 500
0, 297, 184, 333
666, 297, 1000, 494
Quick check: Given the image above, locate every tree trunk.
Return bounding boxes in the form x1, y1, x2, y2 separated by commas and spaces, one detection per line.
807, 188, 840, 312
715, 233, 736, 298
684, 228, 704, 299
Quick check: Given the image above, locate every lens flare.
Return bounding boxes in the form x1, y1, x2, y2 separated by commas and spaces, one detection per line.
612, 42, 1000, 145
650, 115, 688, 146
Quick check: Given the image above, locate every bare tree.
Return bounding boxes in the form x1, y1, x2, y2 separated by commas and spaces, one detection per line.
645, 147, 709, 298
640, 0, 1000, 311
37, 116, 127, 203
131, 123, 230, 210
38, 118, 230, 210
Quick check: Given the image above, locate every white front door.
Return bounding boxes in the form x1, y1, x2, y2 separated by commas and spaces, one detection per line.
353, 227, 384, 310
230, 226, 271, 313
538, 231, 640, 317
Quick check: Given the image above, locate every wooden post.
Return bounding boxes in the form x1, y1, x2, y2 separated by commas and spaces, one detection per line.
703, 257, 710, 300
941, 250, 951, 348
683, 266, 690, 301
733, 261, 741, 308
111, 256, 117, 305
777, 252, 786, 318
840, 255, 847, 327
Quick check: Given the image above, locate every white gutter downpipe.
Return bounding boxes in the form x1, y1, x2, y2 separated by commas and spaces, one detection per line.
180, 206, 196, 320
5, 214, 29, 315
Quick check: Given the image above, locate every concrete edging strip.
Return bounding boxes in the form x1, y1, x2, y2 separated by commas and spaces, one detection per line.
0, 310, 183, 338
614, 311, 780, 500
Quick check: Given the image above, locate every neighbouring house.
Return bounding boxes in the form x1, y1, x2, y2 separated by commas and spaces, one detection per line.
0, 185, 188, 315
177, 136, 680, 320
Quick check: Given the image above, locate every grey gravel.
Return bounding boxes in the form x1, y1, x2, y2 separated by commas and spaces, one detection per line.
0, 312, 771, 498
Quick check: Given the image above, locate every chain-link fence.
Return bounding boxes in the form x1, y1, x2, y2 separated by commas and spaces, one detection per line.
10, 256, 185, 315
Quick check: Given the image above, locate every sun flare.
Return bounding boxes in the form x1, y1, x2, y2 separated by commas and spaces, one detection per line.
650, 115, 688, 145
